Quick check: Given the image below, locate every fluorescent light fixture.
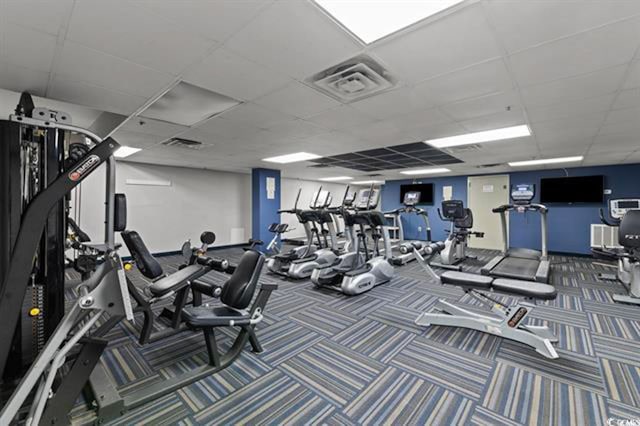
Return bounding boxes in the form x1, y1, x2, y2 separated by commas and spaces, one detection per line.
425, 125, 531, 149
262, 152, 321, 164
315, 0, 464, 44
319, 176, 353, 181
352, 180, 385, 185
508, 156, 584, 167
400, 167, 450, 175
114, 146, 141, 158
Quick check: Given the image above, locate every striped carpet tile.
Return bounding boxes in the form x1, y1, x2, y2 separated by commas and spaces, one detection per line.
482, 362, 609, 425
607, 399, 640, 420
105, 394, 189, 426
138, 330, 225, 369
290, 304, 360, 336
319, 411, 358, 426
593, 334, 640, 366
600, 358, 640, 408
391, 337, 494, 400
260, 291, 317, 317
470, 406, 524, 426
364, 303, 424, 334
193, 370, 335, 425
255, 320, 324, 365
540, 292, 583, 311
364, 283, 410, 303
523, 319, 595, 356
528, 304, 590, 328
584, 299, 640, 321
332, 319, 416, 363
327, 294, 387, 317
393, 290, 439, 311
496, 342, 605, 394
100, 344, 153, 386
280, 340, 384, 406
422, 326, 503, 359
587, 313, 640, 340
344, 367, 475, 425
581, 287, 617, 303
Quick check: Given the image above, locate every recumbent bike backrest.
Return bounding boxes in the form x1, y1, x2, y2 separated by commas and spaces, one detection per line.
220, 249, 265, 310
619, 210, 640, 250
121, 230, 164, 280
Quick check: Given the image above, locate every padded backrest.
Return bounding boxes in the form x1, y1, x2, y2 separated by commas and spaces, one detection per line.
455, 208, 473, 229
114, 193, 127, 232
220, 250, 265, 310
619, 210, 640, 249
121, 230, 164, 279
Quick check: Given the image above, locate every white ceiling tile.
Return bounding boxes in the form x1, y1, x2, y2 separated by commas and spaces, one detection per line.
527, 94, 616, 124
264, 119, 329, 140
404, 121, 466, 142
0, 24, 57, 72
598, 120, 640, 136
459, 107, 526, 131
605, 106, 640, 125
110, 130, 165, 148
623, 61, 640, 89
591, 132, 640, 151
197, 116, 264, 141
120, 117, 188, 138
532, 112, 605, 144
2, 0, 74, 36
66, 0, 215, 75
49, 77, 147, 115
223, 0, 361, 79
386, 108, 452, 131
519, 65, 627, 107
508, 18, 640, 87
253, 81, 340, 118
306, 105, 378, 130
139, 0, 272, 42
612, 88, 640, 110
412, 59, 513, 106
217, 102, 295, 129
183, 48, 291, 102
349, 87, 436, 120
622, 151, 640, 164
56, 41, 174, 98
371, 4, 501, 84
441, 90, 520, 121
485, 0, 640, 54
0, 62, 49, 96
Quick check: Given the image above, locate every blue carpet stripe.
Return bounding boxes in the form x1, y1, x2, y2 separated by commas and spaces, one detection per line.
344, 367, 475, 425
100, 344, 153, 386
327, 295, 387, 317
332, 319, 415, 363
391, 337, 494, 400
584, 299, 640, 321
105, 394, 188, 426
470, 406, 524, 426
280, 340, 384, 406
290, 305, 360, 336
601, 358, 640, 408
607, 399, 640, 420
393, 290, 439, 311
593, 334, 640, 367
256, 320, 325, 365
365, 303, 424, 334
483, 362, 609, 425
588, 313, 640, 340
422, 325, 502, 359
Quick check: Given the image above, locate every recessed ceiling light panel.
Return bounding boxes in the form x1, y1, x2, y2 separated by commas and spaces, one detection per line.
508, 156, 584, 167
400, 167, 450, 175
352, 180, 385, 185
425, 125, 531, 149
315, 0, 465, 44
140, 82, 240, 126
263, 152, 322, 164
114, 146, 142, 158
319, 176, 353, 181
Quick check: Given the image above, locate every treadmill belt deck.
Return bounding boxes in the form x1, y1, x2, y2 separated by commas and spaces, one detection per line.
491, 257, 539, 280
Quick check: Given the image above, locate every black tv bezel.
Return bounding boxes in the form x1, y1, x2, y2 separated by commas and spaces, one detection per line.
539, 175, 604, 204
400, 183, 434, 205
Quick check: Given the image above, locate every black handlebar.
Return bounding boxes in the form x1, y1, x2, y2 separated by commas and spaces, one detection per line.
196, 255, 230, 272
599, 207, 619, 227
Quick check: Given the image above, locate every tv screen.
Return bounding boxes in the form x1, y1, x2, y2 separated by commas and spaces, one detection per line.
400, 183, 434, 204
540, 175, 604, 204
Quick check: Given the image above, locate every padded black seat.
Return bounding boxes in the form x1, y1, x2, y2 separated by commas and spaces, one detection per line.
181, 305, 251, 327
147, 264, 205, 297
492, 278, 557, 300
441, 271, 492, 289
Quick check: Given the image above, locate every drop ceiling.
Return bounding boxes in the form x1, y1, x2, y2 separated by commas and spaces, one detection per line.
0, 0, 639, 180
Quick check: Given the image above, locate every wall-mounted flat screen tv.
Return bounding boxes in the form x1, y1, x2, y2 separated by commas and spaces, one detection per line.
400, 183, 434, 204
540, 175, 604, 204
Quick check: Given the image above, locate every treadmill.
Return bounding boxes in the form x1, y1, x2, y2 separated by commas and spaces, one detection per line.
481, 184, 551, 283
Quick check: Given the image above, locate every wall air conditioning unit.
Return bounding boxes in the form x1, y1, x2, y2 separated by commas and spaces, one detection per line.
591, 224, 620, 248
307, 54, 397, 102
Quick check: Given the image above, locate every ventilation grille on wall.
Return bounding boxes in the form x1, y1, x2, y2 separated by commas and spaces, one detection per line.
591, 224, 620, 248
307, 54, 397, 102
161, 138, 204, 150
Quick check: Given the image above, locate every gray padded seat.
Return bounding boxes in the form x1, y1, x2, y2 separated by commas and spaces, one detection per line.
492, 278, 557, 300
181, 305, 251, 327
148, 264, 205, 297
441, 271, 492, 289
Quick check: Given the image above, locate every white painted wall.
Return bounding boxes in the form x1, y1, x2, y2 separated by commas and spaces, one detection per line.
72, 161, 251, 257
280, 178, 349, 239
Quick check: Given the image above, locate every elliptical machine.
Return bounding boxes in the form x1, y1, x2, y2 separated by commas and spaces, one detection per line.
430, 200, 484, 271
593, 198, 640, 305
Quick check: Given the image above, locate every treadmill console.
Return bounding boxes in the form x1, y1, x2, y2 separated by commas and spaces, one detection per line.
609, 199, 640, 219
355, 189, 380, 210
403, 191, 420, 207
511, 184, 535, 204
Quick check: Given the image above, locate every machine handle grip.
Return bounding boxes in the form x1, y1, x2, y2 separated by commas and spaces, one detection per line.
599, 207, 619, 227
196, 255, 229, 272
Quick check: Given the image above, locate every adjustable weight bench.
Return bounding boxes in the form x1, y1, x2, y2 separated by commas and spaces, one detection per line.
413, 245, 559, 359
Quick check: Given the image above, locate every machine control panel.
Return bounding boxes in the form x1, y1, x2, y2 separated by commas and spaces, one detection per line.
610, 199, 640, 219
356, 189, 380, 209
511, 184, 535, 203
403, 191, 420, 207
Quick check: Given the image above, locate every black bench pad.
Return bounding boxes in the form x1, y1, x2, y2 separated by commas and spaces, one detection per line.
441, 271, 492, 289
492, 278, 557, 300
148, 264, 205, 297
182, 305, 250, 327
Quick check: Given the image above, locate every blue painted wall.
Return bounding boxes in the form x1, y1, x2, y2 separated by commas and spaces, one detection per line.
381, 163, 640, 255
251, 168, 281, 253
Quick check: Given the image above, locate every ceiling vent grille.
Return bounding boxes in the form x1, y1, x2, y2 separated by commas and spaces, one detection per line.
476, 163, 504, 168
308, 164, 333, 168
307, 54, 397, 102
445, 144, 482, 153
161, 138, 204, 150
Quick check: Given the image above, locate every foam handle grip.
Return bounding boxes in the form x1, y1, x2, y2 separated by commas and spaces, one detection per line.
197, 256, 229, 272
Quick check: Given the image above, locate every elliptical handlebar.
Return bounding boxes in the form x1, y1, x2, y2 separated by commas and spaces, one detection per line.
599, 207, 619, 227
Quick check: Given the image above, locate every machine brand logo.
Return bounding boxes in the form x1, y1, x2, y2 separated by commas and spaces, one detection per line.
625, 234, 640, 240
69, 155, 100, 181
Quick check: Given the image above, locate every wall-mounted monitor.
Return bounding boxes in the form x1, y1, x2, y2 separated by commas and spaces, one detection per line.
540, 175, 604, 204
400, 183, 434, 204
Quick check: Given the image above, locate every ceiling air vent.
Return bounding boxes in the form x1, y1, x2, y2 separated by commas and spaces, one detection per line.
366, 173, 384, 177
308, 164, 333, 168
476, 163, 504, 168
307, 54, 397, 102
162, 138, 204, 150
444, 144, 482, 154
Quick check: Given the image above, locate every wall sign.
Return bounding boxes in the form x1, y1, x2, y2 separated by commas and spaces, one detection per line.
482, 184, 494, 193
266, 177, 276, 200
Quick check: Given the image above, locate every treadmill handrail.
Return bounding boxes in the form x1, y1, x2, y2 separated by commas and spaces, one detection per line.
0, 138, 120, 378
493, 203, 548, 214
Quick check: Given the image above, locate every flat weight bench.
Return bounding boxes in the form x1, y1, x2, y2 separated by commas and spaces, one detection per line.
412, 246, 560, 359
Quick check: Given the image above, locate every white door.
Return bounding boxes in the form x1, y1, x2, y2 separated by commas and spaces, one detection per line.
467, 175, 510, 250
